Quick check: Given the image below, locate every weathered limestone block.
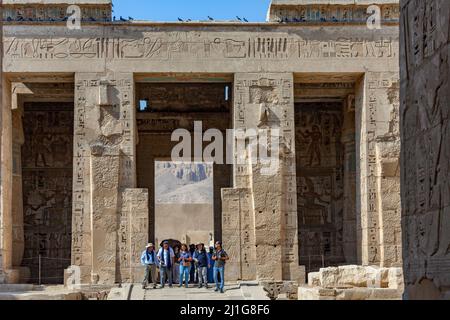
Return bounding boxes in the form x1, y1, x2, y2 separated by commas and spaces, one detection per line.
308, 272, 320, 287
299, 265, 404, 300
298, 287, 337, 300
313, 265, 404, 290
261, 281, 299, 300
299, 286, 403, 300
388, 267, 404, 290
336, 288, 402, 300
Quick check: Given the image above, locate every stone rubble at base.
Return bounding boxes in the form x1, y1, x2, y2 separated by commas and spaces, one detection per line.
0, 0, 447, 301
298, 265, 403, 300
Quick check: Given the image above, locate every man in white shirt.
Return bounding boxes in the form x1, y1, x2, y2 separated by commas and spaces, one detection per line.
157, 241, 175, 288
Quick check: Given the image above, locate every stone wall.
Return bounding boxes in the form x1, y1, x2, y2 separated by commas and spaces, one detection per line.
400, 0, 450, 300
295, 101, 347, 273
21, 102, 73, 284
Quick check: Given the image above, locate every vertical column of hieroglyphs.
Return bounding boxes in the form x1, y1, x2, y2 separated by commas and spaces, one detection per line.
221, 188, 255, 281
231, 73, 303, 281
400, 0, 450, 299
72, 72, 138, 285
279, 77, 303, 283
119, 189, 148, 283
357, 71, 401, 267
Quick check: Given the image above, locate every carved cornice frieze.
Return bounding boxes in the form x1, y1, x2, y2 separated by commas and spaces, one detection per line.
268, 3, 400, 24
2, 4, 112, 23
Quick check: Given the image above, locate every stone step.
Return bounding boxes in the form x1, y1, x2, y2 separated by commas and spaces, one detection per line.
0, 284, 36, 292
125, 282, 265, 300
0, 291, 83, 300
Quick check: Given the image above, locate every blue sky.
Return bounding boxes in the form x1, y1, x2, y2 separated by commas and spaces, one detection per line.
112, 0, 271, 22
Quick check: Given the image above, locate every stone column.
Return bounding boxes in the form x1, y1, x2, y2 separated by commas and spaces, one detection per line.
69, 72, 146, 286
0, 76, 17, 282
223, 73, 304, 283
342, 95, 357, 264
11, 105, 25, 276
355, 72, 401, 267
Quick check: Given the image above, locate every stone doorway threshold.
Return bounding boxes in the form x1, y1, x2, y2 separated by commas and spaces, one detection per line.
115, 282, 270, 300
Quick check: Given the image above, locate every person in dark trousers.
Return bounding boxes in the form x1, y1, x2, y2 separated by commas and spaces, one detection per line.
212, 241, 229, 293
193, 243, 211, 289
140, 243, 158, 289
157, 241, 175, 288
172, 245, 181, 285
207, 246, 215, 283
189, 244, 196, 283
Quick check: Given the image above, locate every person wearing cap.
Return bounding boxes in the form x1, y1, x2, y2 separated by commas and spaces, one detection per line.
193, 243, 211, 289
157, 241, 175, 288
140, 243, 158, 289
212, 241, 229, 293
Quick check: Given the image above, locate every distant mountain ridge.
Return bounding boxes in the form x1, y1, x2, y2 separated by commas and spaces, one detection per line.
155, 162, 213, 204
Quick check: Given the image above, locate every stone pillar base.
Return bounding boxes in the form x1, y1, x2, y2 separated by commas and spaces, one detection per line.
2, 267, 30, 284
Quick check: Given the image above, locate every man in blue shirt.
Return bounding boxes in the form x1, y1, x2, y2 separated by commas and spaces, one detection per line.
212, 241, 229, 293
157, 241, 175, 288
141, 243, 158, 289
193, 243, 211, 289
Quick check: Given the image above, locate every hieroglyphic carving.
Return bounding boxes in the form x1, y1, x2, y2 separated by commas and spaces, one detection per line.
298, 38, 395, 59
136, 83, 229, 113
295, 102, 345, 273
400, 0, 450, 299
119, 189, 148, 283
268, 4, 400, 23
222, 188, 256, 281
21, 102, 73, 284
2, 4, 111, 22
3, 35, 397, 62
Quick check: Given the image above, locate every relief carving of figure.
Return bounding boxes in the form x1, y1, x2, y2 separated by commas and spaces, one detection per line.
299, 125, 323, 166
299, 177, 330, 225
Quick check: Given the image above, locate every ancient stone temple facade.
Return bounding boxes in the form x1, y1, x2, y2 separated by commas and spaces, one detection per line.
400, 0, 450, 300
0, 0, 402, 287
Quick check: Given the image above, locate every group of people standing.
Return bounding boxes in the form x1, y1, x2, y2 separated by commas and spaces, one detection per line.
141, 240, 229, 293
